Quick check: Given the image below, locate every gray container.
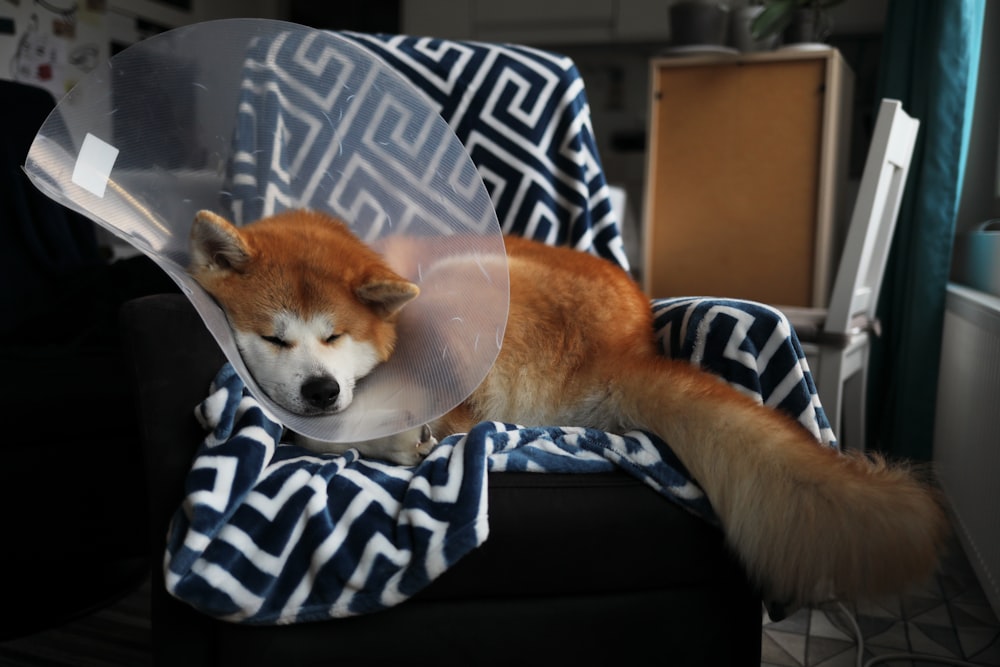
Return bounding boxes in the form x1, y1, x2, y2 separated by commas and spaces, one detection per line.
952, 219, 1000, 298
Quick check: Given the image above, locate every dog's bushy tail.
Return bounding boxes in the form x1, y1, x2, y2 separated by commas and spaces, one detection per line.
615, 356, 949, 607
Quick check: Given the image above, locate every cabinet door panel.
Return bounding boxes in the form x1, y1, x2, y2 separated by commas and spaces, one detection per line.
644, 53, 849, 307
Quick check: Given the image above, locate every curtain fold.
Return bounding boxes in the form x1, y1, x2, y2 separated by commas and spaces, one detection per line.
868, 0, 985, 460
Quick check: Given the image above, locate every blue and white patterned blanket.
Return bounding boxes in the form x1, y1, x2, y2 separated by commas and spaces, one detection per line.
168, 362, 710, 624
164, 29, 835, 623
166, 295, 834, 623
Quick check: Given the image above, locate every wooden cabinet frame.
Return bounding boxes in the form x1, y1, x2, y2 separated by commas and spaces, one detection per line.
642, 49, 854, 307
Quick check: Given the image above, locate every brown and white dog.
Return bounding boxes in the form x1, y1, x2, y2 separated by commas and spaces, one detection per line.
188, 207, 948, 610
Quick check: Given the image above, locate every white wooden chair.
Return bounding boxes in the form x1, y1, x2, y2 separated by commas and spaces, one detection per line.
779, 99, 920, 451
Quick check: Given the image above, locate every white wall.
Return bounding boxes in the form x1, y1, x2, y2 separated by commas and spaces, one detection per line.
108, 0, 285, 45
1, 3, 110, 99
0, 0, 284, 99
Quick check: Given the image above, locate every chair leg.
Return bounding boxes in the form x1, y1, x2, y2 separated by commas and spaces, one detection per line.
840, 346, 869, 453
814, 351, 845, 449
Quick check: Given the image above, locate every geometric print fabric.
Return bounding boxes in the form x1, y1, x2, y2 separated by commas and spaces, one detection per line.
342, 32, 627, 268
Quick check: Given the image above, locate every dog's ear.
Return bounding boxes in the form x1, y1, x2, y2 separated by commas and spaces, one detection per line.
356, 277, 419, 317
190, 210, 251, 273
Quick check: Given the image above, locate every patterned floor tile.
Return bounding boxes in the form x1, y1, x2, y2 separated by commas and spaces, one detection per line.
767, 629, 809, 665
908, 620, 963, 657
806, 635, 855, 664
855, 613, 901, 642
955, 603, 1000, 629
968, 634, 1000, 666
762, 629, 805, 666
811, 648, 858, 667
911, 602, 955, 628
810, 609, 854, 642
765, 607, 813, 634
759, 531, 1000, 667
901, 593, 946, 620
864, 620, 912, 652
960, 627, 1000, 661
858, 596, 904, 619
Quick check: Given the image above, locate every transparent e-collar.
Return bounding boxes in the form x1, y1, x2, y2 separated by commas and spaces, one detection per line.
24, 19, 509, 443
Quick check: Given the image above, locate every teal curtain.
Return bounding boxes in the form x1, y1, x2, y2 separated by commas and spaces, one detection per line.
868, 0, 985, 460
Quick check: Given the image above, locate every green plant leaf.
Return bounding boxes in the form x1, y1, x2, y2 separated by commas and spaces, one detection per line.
751, 0, 797, 40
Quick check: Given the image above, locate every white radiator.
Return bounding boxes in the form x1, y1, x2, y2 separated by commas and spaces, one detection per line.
935, 283, 1000, 616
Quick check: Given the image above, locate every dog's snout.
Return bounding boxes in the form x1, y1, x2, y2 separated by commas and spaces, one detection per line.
301, 376, 340, 410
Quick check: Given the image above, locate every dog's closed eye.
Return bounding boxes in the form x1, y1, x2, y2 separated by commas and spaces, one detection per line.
261, 335, 291, 348
325, 333, 342, 344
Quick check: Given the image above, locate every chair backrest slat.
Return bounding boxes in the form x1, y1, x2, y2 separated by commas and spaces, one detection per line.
825, 99, 919, 334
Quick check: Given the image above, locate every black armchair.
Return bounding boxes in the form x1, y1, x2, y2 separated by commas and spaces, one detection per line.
121, 292, 762, 666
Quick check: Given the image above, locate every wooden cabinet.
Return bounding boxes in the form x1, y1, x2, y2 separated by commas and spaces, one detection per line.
642, 49, 854, 307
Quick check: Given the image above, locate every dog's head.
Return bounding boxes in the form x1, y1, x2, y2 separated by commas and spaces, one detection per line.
188, 209, 419, 415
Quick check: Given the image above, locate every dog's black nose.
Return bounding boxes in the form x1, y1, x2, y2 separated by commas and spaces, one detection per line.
301, 376, 340, 410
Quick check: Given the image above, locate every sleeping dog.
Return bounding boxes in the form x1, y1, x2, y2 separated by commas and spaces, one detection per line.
188, 207, 948, 611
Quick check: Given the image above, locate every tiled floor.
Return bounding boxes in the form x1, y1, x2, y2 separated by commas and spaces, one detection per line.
762, 538, 1000, 666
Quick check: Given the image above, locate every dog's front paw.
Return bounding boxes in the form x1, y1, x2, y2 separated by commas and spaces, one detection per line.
291, 424, 438, 466
379, 424, 438, 466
